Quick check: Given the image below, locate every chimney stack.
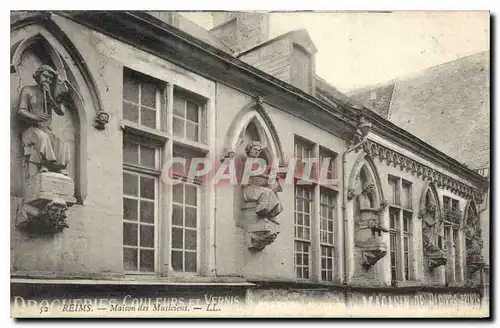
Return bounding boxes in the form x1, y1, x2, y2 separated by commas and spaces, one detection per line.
210, 12, 270, 53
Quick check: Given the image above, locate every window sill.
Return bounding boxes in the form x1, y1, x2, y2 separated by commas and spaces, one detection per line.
392, 280, 428, 288
120, 120, 169, 144
172, 136, 209, 155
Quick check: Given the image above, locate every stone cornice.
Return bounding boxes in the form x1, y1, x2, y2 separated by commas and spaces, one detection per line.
363, 139, 484, 202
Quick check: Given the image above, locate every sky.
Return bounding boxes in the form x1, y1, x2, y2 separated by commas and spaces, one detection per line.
180, 11, 489, 92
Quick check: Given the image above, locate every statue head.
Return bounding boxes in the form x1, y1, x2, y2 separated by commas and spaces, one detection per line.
33, 65, 59, 91
427, 203, 437, 215
245, 141, 263, 158
362, 181, 376, 195
43, 199, 67, 222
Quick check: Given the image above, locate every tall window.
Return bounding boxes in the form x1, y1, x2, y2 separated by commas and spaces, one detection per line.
294, 186, 312, 279
442, 195, 463, 283
172, 182, 199, 273
320, 188, 336, 281
122, 138, 159, 273
121, 68, 208, 276
388, 175, 413, 285
294, 136, 338, 282
123, 68, 164, 129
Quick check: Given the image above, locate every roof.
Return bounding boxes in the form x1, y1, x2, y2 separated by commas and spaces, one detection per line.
349, 51, 490, 170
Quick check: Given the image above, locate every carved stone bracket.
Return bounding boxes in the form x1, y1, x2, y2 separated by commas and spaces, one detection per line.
347, 188, 356, 201
428, 257, 447, 270
356, 239, 388, 269
241, 202, 281, 251
18, 172, 76, 236
94, 111, 110, 130
363, 139, 483, 201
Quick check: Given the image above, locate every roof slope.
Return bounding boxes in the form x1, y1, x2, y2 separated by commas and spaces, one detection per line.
350, 51, 490, 170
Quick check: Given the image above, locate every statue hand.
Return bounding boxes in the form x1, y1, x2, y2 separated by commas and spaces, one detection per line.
38, 113, 50, 122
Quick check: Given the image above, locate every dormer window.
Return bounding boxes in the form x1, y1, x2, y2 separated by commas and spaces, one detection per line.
291, 43, 313, 93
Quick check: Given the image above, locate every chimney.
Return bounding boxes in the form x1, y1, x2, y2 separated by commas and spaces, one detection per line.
210, 12, 270, 53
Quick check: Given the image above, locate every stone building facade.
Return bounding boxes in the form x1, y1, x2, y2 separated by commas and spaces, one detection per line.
10, 11, 489, 315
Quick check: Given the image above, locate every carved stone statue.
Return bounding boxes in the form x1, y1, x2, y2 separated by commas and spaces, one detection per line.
420, 204, 447, 269
16, 65, 76, 235
243, 141, 283, 224
465, 211, 485, 277
357, 182, 389, 236
18, 65, 71, 176
240, 141, 283, 250
354, 181, 388, 269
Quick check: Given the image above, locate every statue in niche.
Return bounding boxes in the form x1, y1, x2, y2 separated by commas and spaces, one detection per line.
243, 141, 283, 224
240, 140, 283, 250
18, 65, 71, 176
16, 64, 76, 235
464, 210, 485, 276
420, 203, 447, 269
357, 181, 389, 236
354, 180, 388, 269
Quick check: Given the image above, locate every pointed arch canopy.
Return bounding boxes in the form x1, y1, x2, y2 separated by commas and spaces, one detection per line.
223, 97, 284, 164
418, 181, 442, 220
348, 152, 385, 204
11, 18, 103, 202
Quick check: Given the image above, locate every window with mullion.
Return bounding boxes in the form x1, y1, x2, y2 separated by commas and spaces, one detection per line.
319, 148, 337, 181
294, 186, 312, 279
403, 212, 412, 281
295, 140, 314, 180
453, 228, 460, 282
123, 69, 162, 130
320, 188, 335, 281
171, 181, 199, 273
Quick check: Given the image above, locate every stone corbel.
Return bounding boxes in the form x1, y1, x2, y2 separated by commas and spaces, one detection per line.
94, 111, 110, 130
357, 239, 388, 269
241, 202, 280, 251
18, 172, 76, 236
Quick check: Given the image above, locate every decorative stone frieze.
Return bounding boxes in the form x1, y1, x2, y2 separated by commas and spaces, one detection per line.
363, 139, 483, 201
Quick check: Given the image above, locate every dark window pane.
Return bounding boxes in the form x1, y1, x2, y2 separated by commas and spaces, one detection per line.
123, 75, 139, 103
140, 177, 155, 200
172, 227, 183, 249
173, 117, 185, 137
141, 107, 156, 129
123, 222, 138, 246
140, 200, 155, 223
172, 204, 183, 226
140, 249, 155, 272
186, 101, 199, 122
123, 248, 138, 271
185, 206, 197, 228
185, 252, 197, 272
123, 173, 138, 196
123, 198, 138, 221
173, 97, 185, 117
185, 229, 197, 250
140, 225, 155, 248
185, 184, 197, 206
141, 83, 156, 108
123, 141, 138, 165
186, 122, 198, 142
123, 101, 139, 123
171, 250, 183, 271
173, 184, 184, 203
140, 145, 156, 169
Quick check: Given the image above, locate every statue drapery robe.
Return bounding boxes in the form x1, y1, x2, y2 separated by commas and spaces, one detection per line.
18, 85, 70, 169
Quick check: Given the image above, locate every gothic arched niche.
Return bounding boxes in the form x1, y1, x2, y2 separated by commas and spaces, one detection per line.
348, 153, 388, 269
463, 200, 484, 277
11, 24, 98, 204
225, 98, 284, 250
418, 182, 447, 270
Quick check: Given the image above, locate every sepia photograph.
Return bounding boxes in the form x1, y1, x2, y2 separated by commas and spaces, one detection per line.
9, 9, 490, 318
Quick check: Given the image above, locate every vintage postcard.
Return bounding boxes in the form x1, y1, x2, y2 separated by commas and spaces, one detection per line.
10, 10, 490, 318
